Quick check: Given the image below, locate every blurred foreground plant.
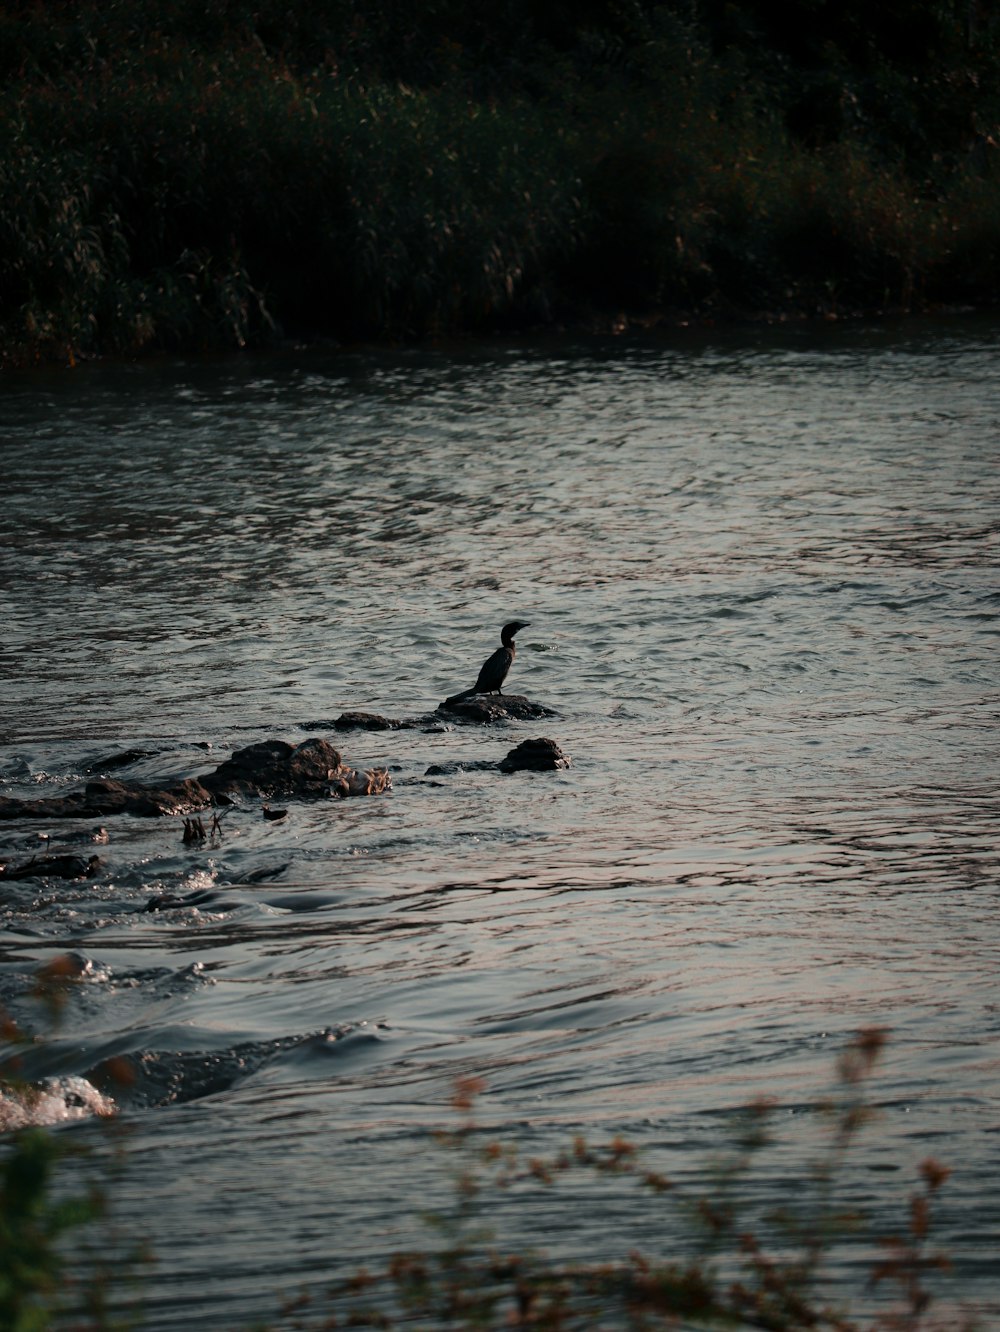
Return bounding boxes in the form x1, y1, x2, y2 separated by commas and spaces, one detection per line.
0, 957, 144, 1332
0, 982, 976, 1331
278, 1031, 976, 1331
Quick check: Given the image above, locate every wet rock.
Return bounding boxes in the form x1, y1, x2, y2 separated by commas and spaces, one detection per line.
144, 889, 217, 912
84, 747, 156, 773
37, 825, 111, 847
1, 853, 104, 881
82, 776, 214, 817
199, 740, 315, 802
498, 738, 571, 772
0, 737, 390, 820
436, 694, 557, 724
199, 737, 390, 801
0, 791, 111, 820
301, 712, 418, 731
423, 759, 498, 777
144, 893, 186, 911
333, 711, 403, 731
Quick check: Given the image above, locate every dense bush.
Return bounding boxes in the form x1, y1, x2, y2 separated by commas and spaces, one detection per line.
0, 0, 998, 363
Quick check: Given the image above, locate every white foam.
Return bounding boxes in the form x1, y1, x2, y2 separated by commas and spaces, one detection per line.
0, 1075, 117, 1131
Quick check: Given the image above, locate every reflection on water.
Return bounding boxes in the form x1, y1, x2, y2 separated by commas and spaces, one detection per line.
1, 317, 999, 1326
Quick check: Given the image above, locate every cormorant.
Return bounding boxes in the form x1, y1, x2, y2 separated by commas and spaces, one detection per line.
449, 621, 530, 701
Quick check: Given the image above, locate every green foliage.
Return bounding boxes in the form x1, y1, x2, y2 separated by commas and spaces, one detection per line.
0, 0, 998, 362
0, 961, 143, 1331
0, 1127, 105, 1332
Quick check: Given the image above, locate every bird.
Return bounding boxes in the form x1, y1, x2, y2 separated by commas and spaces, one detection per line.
447, 620, 530, 703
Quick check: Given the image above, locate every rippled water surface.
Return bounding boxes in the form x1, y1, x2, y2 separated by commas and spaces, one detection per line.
2, 319, 999, 1327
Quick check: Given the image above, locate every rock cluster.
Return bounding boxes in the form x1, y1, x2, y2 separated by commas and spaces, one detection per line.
306, 695, 557, 733
0, 739, 390, 822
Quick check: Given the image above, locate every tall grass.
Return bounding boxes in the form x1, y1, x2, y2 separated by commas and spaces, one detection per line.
0, 49, 581, 360
0, 1, 998, 363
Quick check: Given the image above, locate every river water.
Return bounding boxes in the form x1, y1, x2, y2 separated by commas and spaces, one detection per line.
1, 318, 998, 1328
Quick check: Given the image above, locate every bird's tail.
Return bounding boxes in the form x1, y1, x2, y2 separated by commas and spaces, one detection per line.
442, 687, 476, 708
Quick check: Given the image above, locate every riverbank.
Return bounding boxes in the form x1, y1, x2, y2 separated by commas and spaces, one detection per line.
2, 0, 998, 366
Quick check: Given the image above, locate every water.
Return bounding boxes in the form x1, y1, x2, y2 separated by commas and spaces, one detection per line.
1, 318, 998, 1328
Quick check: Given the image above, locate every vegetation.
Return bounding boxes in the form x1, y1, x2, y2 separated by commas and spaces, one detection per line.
1, 1, 998, 363
2, 967, 979, 1329
275, 1037, 974, 1330
0, 958, 142, 1331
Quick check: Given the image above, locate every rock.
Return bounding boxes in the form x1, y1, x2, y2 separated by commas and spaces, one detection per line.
198, 740, 312, 802
301, 712, 417, 731
198, 737, 389, 801
333, 711, 403, 731
80, 776, 214, 817
425, 738, 572, 778
197, 738, 392, 802
32, 826, 109, 846
436, 694, 557, 724
84, 748, 156, 773
144, 889, 217, 912
423, 760, 498, 776
144, 893, 187, 911
498, 738, 571, 772
0, 738, 390, 820
0, 853, 104, 881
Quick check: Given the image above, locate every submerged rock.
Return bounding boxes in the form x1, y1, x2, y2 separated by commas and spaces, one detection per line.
331, 711, 405, 731
302, 711, 427, 731
84, 747, 157, 773
498, 738, 572, 772
437, 693, 557, 724
423, 759, 498, 777
0, 853, 104, 881
0, 738, 390, 820
425, 737, 572, 778
144, 889, 218, 912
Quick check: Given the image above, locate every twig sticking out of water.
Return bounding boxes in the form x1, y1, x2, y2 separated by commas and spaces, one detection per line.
181, 811, 224, 845
182, 817, 206, 844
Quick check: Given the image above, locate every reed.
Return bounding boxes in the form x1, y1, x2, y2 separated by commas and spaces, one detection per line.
0, 1, 998, 364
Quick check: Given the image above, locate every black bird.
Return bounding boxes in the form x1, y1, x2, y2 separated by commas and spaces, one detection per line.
473, 619, 530, 694
447, 621, 530, 704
